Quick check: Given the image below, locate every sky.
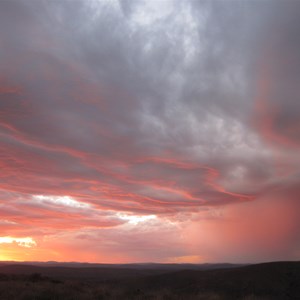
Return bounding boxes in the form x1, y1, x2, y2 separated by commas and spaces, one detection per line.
0, 0, 300, 264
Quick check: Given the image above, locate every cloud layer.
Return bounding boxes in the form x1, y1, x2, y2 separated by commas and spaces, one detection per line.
0, 0, 299, 263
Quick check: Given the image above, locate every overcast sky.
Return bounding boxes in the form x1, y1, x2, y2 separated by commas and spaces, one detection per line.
0, 0, 299, 263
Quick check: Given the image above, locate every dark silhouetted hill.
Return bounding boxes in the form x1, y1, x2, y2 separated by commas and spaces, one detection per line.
128, 261, 300, 299
0, 261, 298, 299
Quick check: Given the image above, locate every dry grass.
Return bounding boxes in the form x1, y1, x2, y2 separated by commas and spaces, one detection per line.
0, 278, 273, 300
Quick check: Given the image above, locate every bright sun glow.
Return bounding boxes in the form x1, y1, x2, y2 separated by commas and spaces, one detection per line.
0, 237, 36, 248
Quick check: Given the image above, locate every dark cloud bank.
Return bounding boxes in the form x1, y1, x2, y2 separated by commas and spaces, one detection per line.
0, 0, 299, 262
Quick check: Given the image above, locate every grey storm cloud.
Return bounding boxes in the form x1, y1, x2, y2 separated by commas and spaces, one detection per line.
0, 0, 300, 262
0, 0, 299, 203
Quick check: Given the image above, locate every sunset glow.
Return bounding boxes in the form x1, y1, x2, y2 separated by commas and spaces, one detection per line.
0, 0, 299, 264
0, 237, 36, 248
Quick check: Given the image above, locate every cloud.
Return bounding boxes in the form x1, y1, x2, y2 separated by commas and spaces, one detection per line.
184, 178, 300, 263
0, 0, 299, 262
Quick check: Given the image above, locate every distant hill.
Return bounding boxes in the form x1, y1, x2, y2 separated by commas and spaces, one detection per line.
0, 261, 298, 299
129, 261, 300, 299
0, 262, 243, 281
0, 264, 165, 281
0, 260, 242, 270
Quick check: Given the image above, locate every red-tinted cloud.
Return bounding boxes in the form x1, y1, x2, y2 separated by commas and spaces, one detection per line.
0, 0, 299, 263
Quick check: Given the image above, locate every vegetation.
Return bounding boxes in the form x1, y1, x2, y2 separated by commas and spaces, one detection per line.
0, 262, 298, 299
